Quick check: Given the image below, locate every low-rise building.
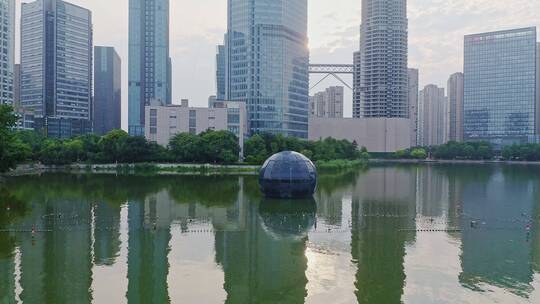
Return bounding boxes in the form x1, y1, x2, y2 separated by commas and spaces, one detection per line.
308, 117, 411, 153
145, 100, 247, 156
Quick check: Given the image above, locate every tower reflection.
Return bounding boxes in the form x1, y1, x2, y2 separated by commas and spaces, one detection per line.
214, 198, 316, 304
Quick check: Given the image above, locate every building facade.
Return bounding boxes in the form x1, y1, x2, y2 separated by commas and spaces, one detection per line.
94, 46, 121, 135
359, 0, 408, 118
537, 42, 540, 135
308, 117, 411, 153
128, 0, 172, 136
13, 63, 20, 107
419, 84, 447, 146
216, 44, 226, 101
464, 27, 537, 145
145, 100, 247, 155
224, 0, 309, 138
353, 50, 361, 118
447, 72, 464, 142
408, 68, 419, 146
21, 0, 93, 138
0, 0, 14, 105
309, 86, 344, 118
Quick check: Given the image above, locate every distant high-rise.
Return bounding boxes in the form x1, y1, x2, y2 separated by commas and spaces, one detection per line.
359, 0, 408, 118
408, 69, 419, 146
447, 72, 464, 142
464, 27, 537, 145
216, 45, 226, 101
94, 46, 121, 135
13, 63, 20, 108
0, 0, 15, 105
536, 42, 540, 135
309, 86, 344, 119
128, 0, 172, 136
225, 0, 309, 138
419, 85, 447, 146
21, 0, 93, 138
353, 51, 361, 118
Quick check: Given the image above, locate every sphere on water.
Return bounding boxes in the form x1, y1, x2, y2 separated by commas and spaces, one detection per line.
259, 151, 317, 199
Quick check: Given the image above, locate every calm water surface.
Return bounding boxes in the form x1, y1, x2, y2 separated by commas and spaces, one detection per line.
1, 164, 540, 303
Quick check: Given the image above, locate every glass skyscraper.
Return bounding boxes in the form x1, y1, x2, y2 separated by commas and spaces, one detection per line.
224, 0, 309, 138
359, 0, 408, 118
128, 0, 172, 136
94, 46, 121, 135
464, 27, 537, 145
447, 72, 464, 142
0, 0, 14, 105
216, 44, 226, 101
21, 0, 93, 138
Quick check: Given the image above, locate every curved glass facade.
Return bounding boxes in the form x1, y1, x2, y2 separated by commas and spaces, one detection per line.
225, 0, 309, 138
259, 151, 317, 199
464, 27, 537, 145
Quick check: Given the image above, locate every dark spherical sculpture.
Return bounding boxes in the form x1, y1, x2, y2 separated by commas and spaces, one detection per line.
259, 151, 317, 199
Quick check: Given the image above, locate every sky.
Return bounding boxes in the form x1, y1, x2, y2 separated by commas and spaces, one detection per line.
18, 0, 540, 127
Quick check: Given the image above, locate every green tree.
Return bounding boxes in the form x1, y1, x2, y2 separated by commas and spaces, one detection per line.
244, 134, 269, 164
169, 132, 203, 163
200, 130, 240, 164
0, 105, 31, 172
98, 129, 129, 163
411, 148, 427, 159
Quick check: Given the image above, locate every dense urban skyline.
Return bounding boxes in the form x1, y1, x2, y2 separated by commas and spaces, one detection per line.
12, 0, 540, 128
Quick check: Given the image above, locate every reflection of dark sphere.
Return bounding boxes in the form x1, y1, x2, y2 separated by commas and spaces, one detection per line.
258, 151, 317, 199
259, 199, 317, 238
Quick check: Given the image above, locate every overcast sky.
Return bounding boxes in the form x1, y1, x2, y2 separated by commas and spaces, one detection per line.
19, 0, 540, 127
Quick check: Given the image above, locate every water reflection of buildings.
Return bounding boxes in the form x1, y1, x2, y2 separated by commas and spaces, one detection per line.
458, 166, 537, 297
18, 199, 93, 303
350, 166, 417, 303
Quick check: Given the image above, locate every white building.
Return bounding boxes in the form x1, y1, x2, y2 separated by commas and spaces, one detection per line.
145, 100, 247, 155
308, 117, 411, 153
309, 86, 344, 118
419, 84, 447, 146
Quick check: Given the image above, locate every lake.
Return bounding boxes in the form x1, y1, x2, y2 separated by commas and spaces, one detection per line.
0, 164, 539, 303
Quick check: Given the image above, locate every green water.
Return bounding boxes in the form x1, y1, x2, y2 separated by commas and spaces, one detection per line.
0, 164, 540, 303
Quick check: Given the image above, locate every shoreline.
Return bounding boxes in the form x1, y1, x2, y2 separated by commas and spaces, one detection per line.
371, 158, 540, 166
4, 163, 261, 176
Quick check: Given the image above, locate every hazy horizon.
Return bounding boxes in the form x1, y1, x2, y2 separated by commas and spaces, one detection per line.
17, 0, 540, 129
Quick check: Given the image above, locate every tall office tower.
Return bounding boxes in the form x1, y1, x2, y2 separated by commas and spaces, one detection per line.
359, 0, 408, 118
309, 86, 344, 118
21, 0, 93, 138
225, 0, 309, 138
216, 44, 226, 100
417, 90, 424, 145
536, 42, 540, 135
419, 84, 447, 146
464, 27, 537, 145
447, 72, 464, 142
129, 0, 172, 136
13, 63, 20, 108
408, 68, 419, 146
0, 0, 14, 105
94, 46, 121, 135
353, 51, 361, 118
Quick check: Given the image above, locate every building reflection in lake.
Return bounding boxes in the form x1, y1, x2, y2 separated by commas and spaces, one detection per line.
0, 169, 540, 303
350, 166, 417, 303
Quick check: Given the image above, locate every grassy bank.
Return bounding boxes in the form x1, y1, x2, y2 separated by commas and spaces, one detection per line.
315, 159, 369, 171
7, 159, 370, 176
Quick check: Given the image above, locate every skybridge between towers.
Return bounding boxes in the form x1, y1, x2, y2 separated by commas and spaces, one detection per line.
308, 64, 354, 91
